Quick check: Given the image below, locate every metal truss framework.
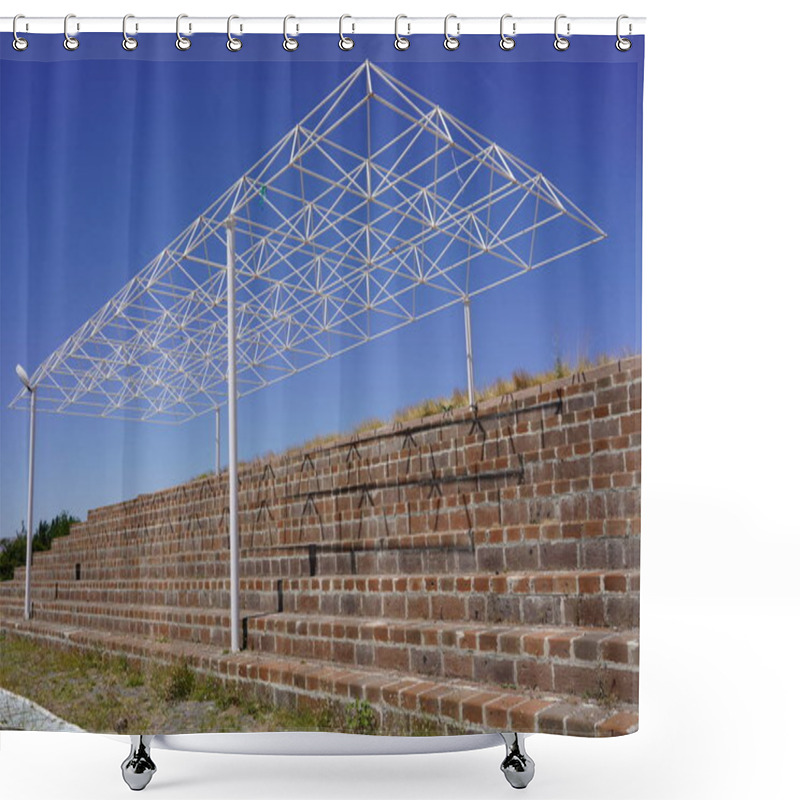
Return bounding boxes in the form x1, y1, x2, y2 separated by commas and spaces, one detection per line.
10, 60, 605, 423
10, 60, 606, 653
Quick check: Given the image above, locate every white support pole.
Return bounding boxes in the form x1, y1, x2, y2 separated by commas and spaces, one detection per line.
226, 218, 241, 653
215, 406, 221, 476
463, 298, 476, 410
23, 387, 36, 620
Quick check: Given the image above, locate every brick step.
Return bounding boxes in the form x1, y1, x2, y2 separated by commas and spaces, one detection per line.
9, 521, 639, 586
281, 570, 639, 629
72, 477, 639, 538
60, 477, 641, 551
0, 568, 639, 630
246, 613, 638, 703
0, 617, 638, 737
0, 593, 637, 703
0, 576, 272, 601
76, 378, 639, 538
0, 581, 270, 615
0, 597, 235, 647
39, 529, 477, 569
68, 357, 639, 534
47, 506, 641, 560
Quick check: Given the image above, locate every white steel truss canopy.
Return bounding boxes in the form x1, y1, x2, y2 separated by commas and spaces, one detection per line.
10, 61, 605, 424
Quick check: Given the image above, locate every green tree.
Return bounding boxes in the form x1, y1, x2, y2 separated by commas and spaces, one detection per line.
0, 511, 79, 581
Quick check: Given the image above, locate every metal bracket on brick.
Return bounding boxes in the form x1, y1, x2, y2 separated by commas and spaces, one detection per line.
468, 416, 487, 438
345, 439, 361, 464
308, 543, 317, 576
400, 430, 417, 450
357, 488, 375, 509
261, 462, 276, 483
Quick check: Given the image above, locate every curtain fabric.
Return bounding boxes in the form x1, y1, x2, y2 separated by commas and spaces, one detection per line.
0, 33, 644, 738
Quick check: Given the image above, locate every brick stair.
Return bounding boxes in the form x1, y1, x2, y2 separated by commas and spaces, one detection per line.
244, 613, 638, 703
0, 617, 638, 737
2, 519, 638, 584
0, 356, 641, 736
0, 568, 638, 632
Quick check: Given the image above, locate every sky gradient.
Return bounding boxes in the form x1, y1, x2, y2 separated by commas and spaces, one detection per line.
0, 34, 643, 536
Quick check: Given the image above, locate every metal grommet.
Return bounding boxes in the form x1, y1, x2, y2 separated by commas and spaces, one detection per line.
499, 14, 515, 51
444, 14, 460, 51
227, 15, 242, 51
339, 14, 354, 50
63, 13, 79, 51
176, 14, 191, 50
554, 14, 570, 51
394, 15, 410, 50
283, 15, 298, 51
12, 14, 29, 51
122, 14, 138, 51
616, 14, 632, 51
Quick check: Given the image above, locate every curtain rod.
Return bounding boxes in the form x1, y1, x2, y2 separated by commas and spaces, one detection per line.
1, 16, 645, 36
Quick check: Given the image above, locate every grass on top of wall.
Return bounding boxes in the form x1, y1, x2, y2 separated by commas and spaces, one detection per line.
284, 352, 626, 456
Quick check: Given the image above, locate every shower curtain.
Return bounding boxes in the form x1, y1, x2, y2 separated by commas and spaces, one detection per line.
0, 29, 643, 740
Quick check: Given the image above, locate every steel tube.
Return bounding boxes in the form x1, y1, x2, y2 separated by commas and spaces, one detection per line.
215, 407, 221, 476
23, 388, 36, 620
226, 219, 241, 653
463, 298, 476, 410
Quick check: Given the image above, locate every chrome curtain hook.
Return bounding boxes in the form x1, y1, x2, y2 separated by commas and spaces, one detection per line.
339, 15, 354, 50
63, 13, 79, 51
227, 15, 242, 51
122, 14, 138, 51
616, 14, 632, 51
12, 14, 29, 51
554, 14, 570, 51
283, 15, 298, 51
444, 14, 460, 51
394, 15, 410, 50
176, 14, 191, 50
499, 14, 515, 50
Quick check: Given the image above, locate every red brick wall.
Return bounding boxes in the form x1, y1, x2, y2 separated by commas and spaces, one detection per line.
0, 356, 640, 735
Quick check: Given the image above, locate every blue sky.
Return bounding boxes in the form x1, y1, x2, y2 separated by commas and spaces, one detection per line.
0, 34, 643, 536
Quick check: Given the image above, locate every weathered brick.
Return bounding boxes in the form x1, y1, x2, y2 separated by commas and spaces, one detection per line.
517, 661, 554, 692
596, 711, 639, 736
410, 648, 442, 676
484, 694, 526, 729
2, 364, 642, 739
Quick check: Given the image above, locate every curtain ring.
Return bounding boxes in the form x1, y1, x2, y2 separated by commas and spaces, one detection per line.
553, 14, 570, 51
339, 15, 354, 50
394, 15, 410, 50
499, 14, 515, 51
63, 13, 79, 51
122, 14, 138, 51
12, 14, 29, 51
443, 14, 460, 51
176, 14, 191, 50
616, 14, 632, 51
283, 15, 299, 51
227, 15, 243, 51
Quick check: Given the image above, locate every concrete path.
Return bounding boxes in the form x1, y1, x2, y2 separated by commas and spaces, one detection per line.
0, 687, 83, 732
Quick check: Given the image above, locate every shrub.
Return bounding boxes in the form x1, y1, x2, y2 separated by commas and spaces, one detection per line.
343, 699, 377, 734
0, 512, 78, 581
160, 661, 196, 703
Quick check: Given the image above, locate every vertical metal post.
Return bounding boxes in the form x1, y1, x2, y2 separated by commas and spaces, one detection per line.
23, 388, 36, 620
226, 218, 241, 652
463, 297, 476, 410
214, 406, 221, 476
